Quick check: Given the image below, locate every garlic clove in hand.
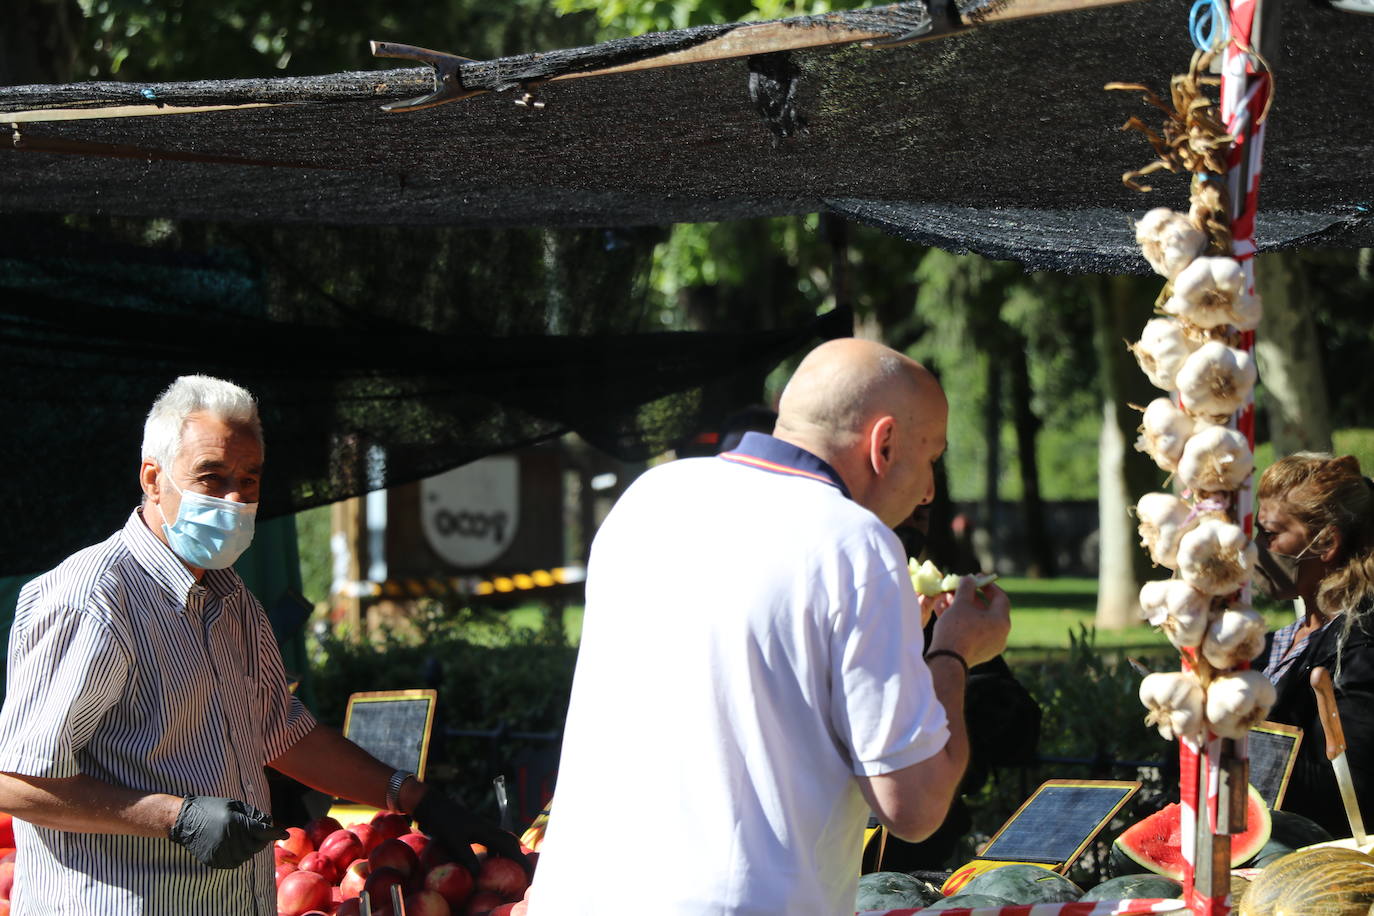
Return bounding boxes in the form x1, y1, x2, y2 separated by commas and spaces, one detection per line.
1177, 425, 1255, 493
1130, 318, 1201, 392
1163, 256, 1246, 330
1205, 670, 1277, 739
1176, 341, 1258, 422
1139, 578, 1211, 650
1140, 670, 1206, 741
1201, 605, 1268, 669
1136, 493, 1194, 569
1136, 208, 1207, 280
1136, 397, 1195, 473
1177, 518, 1256, 596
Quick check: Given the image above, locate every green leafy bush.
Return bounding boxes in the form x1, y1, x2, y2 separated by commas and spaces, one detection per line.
308, 608, 576, 817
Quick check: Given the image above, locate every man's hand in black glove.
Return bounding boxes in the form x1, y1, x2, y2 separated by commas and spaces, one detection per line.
413, 789, 531, 877
169, 795, 286, 869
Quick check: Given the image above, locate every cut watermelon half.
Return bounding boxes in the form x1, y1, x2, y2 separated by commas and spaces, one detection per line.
1112, 785, 1271, 881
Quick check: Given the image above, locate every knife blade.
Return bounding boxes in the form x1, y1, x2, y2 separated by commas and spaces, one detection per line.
1311, 666, 1368, 845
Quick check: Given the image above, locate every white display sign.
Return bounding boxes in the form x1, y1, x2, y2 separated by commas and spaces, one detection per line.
419, 456, 520, 568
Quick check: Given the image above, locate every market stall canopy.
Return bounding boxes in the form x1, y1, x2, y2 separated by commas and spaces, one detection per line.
2, 0, 1372, 274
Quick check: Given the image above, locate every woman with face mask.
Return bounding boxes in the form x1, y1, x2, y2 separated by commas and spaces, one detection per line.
1252, 452, 1374, 838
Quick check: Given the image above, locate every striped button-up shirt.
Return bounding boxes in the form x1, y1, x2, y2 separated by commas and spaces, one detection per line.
0, 510, 317, 915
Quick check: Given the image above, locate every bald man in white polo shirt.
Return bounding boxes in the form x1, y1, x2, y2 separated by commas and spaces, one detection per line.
530, 338, 1012, 915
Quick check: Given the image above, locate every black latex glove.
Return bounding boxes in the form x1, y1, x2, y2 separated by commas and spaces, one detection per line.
168, 795, 287, 869
413, 789, 531, 876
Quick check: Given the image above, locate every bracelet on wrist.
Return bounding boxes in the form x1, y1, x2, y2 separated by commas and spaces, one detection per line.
385, 769, 416, 813
924, 649, 969, 677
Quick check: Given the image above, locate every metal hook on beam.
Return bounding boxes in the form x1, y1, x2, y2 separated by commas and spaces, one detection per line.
369, 41, 486, 112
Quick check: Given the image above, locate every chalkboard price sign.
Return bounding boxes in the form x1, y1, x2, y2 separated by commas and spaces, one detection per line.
343, 689, 438, 780
977, 779, 1141, 870
1248, 720, 1303, 810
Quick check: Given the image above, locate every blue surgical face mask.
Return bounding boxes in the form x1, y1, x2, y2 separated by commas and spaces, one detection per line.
160, 474, 258, 570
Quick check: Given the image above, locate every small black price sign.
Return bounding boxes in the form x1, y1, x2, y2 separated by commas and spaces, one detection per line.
1247, 720, 1302, 810
977, 779, 1141, 871
343, 689, 438, 779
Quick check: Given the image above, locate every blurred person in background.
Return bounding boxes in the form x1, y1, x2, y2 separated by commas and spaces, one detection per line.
1253, 452, 1374, 837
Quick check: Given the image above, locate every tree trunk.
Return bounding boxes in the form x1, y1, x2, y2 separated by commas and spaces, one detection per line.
980, 356, 1003, 572
1010, 340, 1055, 577
0, 0, 83, 85
1253, 253, 1334, 457
1092, 275, 1160, 630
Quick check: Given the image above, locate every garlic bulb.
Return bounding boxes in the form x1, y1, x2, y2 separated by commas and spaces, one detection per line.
1136, 208, 1207, 280
1232, 290, 1262, 332
1136, 493, 1193, 569
1130, 318, 1200, 392
1140, 670, 1206, 741
1163, 257, 1246, 329
1136, 397, 1195, 472
1139, 578, 1212, 649
1201, 606, 1267, 669
1205, 670, 1277, 739
1176, 341, 1258, 422
1176, 425, 1255, 493
1177, 518, 1256, 596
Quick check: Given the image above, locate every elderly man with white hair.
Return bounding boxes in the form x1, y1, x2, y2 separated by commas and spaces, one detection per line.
0, 375, 524, 916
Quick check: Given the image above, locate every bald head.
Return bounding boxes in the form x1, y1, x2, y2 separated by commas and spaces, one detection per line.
778, 339, 938, 445
775, 338, 947, 527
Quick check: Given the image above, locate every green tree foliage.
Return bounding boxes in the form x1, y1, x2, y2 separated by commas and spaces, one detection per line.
71, 0, 599, 80
552, 0, 843, 37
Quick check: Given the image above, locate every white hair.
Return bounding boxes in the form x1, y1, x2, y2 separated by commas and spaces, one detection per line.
141, 375, 263, 470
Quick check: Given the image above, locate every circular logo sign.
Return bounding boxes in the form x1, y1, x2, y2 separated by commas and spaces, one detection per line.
420, 456, 520, 568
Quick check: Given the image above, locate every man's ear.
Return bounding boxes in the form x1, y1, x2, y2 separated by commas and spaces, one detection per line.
868, 416, 896, 476
139, 458, 161, 502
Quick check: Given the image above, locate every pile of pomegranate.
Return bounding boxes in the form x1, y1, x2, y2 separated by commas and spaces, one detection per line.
0, 813, 14, 915
275, 811, 534, 916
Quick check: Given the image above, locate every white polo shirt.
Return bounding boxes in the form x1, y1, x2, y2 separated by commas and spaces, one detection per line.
530, 434, 948, 916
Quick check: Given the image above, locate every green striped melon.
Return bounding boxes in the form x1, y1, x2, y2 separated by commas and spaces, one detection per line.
1080, 873, 1183, 901
1246, 809, 1333, 868
1238, 847, 1374, 916
960, 863, 1082, 904
855, 871, 941, 912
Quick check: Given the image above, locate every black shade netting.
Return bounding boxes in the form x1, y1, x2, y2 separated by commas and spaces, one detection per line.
1, 0, 1372, 271
0, 218, 847, 577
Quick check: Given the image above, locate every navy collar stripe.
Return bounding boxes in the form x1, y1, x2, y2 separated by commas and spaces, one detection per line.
718, 432, 852, 500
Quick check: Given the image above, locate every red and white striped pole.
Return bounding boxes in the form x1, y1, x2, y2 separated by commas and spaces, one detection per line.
1180, 3, 1275, 914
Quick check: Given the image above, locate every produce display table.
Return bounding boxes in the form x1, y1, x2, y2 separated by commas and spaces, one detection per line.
858, 900, 1187, 915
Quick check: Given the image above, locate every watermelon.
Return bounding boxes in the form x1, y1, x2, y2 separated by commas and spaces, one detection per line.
1246, 809, 1333, 869
1112, 785, 1271, 881
855, 871, 941, 912
1238, 847, 1374, 916
922, 892, 1016, 910
1080, 873, 1183, 902
960, 864, 1082, 904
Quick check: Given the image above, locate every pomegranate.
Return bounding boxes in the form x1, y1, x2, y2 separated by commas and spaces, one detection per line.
276, 869, 331, 916
476, 857, 529, 900
404, 888, 453, 916
275, 827, 313, 860
369, 837, 420, 880
303, 815, 343, 850
318, 828, 365, 871
423, 861, 475, 907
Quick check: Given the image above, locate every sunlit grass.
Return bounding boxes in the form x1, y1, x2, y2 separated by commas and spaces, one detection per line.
491, 576, 1297, 652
